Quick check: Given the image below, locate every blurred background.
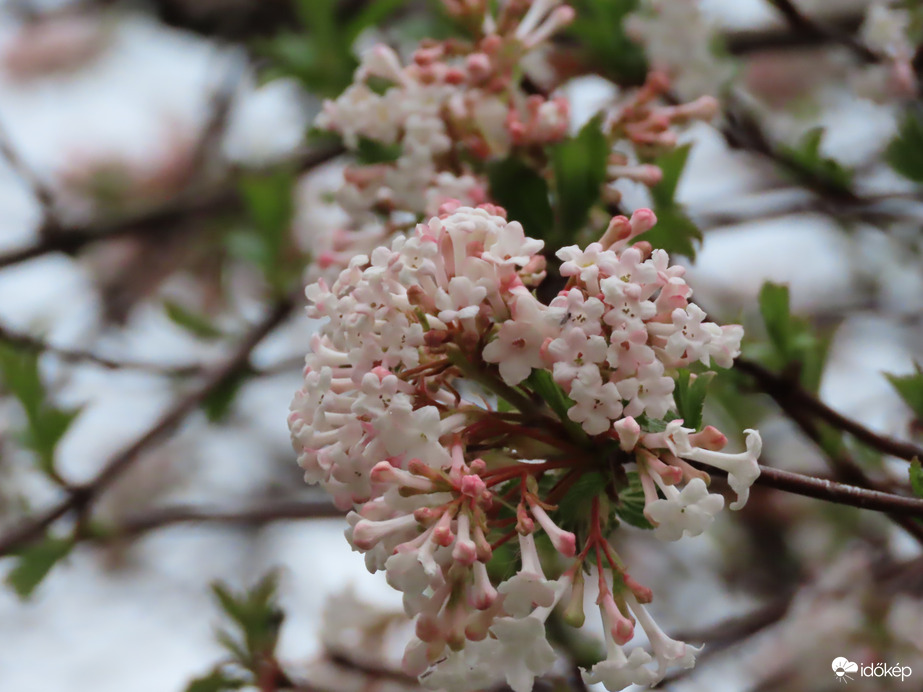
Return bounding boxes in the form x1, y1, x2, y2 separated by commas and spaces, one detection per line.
0, 0, 922, 691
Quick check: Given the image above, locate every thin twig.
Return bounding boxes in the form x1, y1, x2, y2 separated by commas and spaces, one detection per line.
93, 499, 343, 542
749, 464, 923, 517
765, 0, 879, 64
0, 142, 343, 270
735, 358, 923, 462
0, 293, 297, 556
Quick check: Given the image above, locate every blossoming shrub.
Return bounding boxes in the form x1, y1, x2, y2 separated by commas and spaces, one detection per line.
289, 203, 761, 691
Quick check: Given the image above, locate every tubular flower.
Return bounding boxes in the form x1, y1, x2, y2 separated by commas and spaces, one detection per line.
289, 204, 761, 691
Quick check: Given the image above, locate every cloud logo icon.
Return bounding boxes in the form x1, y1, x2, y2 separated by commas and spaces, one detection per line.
832, 657, 859, 683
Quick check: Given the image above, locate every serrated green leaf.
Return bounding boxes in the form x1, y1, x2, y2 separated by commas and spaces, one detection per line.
615, 471, 653, 530
886, 108, 923, 183
487, 157, 553, 240
552, 116, 609, 235
910, 459, 923, 499
673, 370, 714, 431
6, 535, 74, 599
557, 471, 607, 533
164, 300, 225, 341
886, 364, 923, 421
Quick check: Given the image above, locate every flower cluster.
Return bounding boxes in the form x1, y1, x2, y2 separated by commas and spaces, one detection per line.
303, 1, 573, 280
289, 203, 761, 691
298, 0, 718, 284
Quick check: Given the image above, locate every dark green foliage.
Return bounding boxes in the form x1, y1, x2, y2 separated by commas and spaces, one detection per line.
615, 471, 653, 529
552, 116, 609, 237
673, 369, 715, 431
637, 144, 702, 258
487, 157, 554, 240
0, 342, 81, 481
886, 363, 923, 421
6, 534, 74, 599
778, 127, 854, 195
755, 282, 831, 393
566, 0, 648, 85
886, 108, 923, 183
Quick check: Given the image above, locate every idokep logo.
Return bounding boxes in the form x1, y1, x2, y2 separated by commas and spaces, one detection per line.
832, 657, 858, 683
832, 657, 913, 684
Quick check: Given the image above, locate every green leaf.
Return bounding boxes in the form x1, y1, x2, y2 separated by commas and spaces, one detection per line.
487, 157, 553, 240
886, 364, 923, 421
343, 0, 406, 43
236, 171, 299, 291
650, 144, 691, 207
910, 459, 923, 499
557, 471, 607, 533
6, 535, 74, 599
778, 127, 854, 194
184, 668, 247, 692
0, 342, 81, 481
673, 370, 715, 431
0, 342, 43, 419
565, 0, 647, 85
552, 116, 609, 235
886, 108, 923, 183
758, 282, 793, 359
355, 136, 402, 164
201, 368, 253, 423
755, 281, 831, 393
164, 301, 225, 341
526, 370, 587, 442
615, 471, 653, 530
211, 573, 284, 662
239, 171, 295, 241
635, 205, 701, 259
638, 145, 702, 258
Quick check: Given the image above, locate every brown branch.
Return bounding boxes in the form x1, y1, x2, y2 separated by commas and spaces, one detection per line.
0, 320, 304, 377
0, 293, 298, 556
732, 358, 923, 544
735, 358, 923, 462
765, 0, 878, 64
0, 141, 343, 271
93, 499, 343, 541
749, 464, 923, 516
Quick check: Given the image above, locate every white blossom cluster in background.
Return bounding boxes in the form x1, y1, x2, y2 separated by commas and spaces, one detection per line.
289, 203, 761, 691
298, 0, 718, 284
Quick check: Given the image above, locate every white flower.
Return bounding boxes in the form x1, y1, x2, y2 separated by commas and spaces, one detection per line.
484, 615, 558, 692
672, 428, 762, 510
583, 644, 658, 691
645, 477, 725, 541
617, 361, 675, 418
567, 377, 623, 435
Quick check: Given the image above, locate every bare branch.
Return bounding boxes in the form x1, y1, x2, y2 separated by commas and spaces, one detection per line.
92, 499, 343, 542
0, 292, 298, 556
736, 357, 923, 463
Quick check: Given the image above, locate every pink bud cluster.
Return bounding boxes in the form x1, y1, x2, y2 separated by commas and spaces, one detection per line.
289, 203, 761, 691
